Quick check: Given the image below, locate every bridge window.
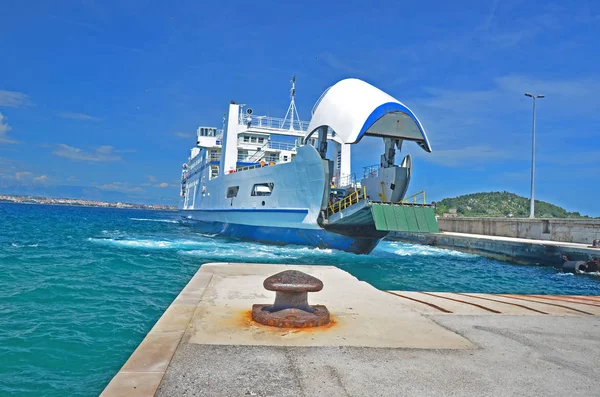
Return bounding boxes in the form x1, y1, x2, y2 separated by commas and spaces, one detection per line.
226, 186, 239, 198
243, 136, 249, 142
258, 137, 264, 144
251, 182, 274, 196
250, 137, 257, 143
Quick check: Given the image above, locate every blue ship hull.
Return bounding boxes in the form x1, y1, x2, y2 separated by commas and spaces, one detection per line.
183, 219, 382, 254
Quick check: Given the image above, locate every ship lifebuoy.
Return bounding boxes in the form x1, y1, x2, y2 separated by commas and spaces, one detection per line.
260, 160, 266, 167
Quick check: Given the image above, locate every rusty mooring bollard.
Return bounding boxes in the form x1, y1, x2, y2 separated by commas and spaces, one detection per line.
252, 270, 330, 328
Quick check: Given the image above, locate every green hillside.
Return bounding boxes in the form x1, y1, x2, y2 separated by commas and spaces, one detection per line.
433, 191, 590, 218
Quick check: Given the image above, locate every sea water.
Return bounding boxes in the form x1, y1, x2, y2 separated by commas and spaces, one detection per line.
1, 202, 599, 396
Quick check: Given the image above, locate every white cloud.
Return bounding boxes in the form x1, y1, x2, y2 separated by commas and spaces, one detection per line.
141, 175, 158, 186
68, 176, 78, 181
98, 181, 143, 192
417, 87, 505, 113
496, 75, 600, 112
0, 114, 11, 134
58, 112, 101, 121
0, 90, 30, 107
155, 182, 169, 188
52, 144, 122, 162
174, 132, 193, 139
408, 74, 600, 148
495, 169, 530, 183
414, 145, 514, 167
15, 171, 32, 180
33, 175, 48, 183
0, 112, 18, 144
317, 52, 362, 75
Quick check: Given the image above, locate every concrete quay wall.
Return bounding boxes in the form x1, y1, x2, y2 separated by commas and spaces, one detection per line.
437, 217, 600, 244
388, 231, 599, 267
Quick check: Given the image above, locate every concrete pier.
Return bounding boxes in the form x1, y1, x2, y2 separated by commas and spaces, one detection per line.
437, 217, 600, 245
389, 231, 600, 266
101, 263, 600, 397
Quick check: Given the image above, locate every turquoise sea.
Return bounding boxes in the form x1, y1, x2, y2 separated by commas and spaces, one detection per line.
1, 202, 599, 396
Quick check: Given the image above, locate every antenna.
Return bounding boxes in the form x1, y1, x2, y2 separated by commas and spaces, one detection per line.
283, 75, 301, 131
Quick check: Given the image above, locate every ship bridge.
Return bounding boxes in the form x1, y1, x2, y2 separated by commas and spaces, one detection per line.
306, 78, 431, 152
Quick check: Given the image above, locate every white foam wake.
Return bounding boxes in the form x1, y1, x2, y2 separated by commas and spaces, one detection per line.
380, 241, 476, 258
88, 238, 212, 250
129, 218, 179, 224
181, 243, 336, 260
10, 243, 39, 248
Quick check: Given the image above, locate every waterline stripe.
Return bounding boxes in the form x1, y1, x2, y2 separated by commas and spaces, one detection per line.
183, 208, 308, 213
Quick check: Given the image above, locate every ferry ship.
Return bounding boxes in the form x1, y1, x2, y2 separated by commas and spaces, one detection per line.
180, 77, 436, 254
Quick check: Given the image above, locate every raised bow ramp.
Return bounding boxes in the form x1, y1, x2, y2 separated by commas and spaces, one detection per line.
307, 78, 432, 151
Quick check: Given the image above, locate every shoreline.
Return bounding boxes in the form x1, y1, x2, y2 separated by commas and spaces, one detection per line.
0, 197, 177, 211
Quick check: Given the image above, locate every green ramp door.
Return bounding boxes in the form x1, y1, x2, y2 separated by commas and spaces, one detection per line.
371, 204, 440, 233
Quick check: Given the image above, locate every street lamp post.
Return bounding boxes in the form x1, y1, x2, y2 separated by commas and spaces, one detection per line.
524, 93, 544, 219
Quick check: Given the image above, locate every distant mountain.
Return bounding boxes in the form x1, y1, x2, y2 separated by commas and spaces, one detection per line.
0, 184, 178, 206
434, 191, 592, 218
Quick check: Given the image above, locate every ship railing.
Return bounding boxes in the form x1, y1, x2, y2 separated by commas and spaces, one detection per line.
207, 154, 221, 162
238, 155, 279, 164
400, 191, 427, 205
327, 186, 367, 216
235, 164, 262, 172
246, 140, 271, 162
235, 160, 278, 173
363, 164, 380, 179
215, 129, 224, 145
268, 141, 298, 151
240, 115, 309, 132
332, 172, 357, 188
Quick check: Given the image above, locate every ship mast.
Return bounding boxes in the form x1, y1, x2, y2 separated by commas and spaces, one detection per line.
283, 75, 300, 131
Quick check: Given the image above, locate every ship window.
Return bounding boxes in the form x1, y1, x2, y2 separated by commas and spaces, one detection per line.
226, 186, 239, 198
258, 137, 264, 143
250, 137, 257, 143
251, 182, 274, 196
283, 155, 288, 161
243, 136, 249, 142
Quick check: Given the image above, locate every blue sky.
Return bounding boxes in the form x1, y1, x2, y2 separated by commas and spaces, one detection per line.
1, 0, 599, 214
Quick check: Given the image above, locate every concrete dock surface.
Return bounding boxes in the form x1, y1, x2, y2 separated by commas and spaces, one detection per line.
101, 263, 600, 397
